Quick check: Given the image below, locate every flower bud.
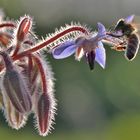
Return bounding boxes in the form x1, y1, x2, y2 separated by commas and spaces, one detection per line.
35, 94, 54, 136
17, 16, 32, 42
1, 52, 32, 113
37, 94, 50, 136
3, 97, 27, 129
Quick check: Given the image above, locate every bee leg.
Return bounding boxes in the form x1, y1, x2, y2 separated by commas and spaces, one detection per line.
111, 45, 126, 51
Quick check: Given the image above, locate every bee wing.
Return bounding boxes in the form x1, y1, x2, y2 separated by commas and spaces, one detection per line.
131, 15, 140, 31
133, 15, 140, 23
136, 30, 140, 40
133, 23, 140, 39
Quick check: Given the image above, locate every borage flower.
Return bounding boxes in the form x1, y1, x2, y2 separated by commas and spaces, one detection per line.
52, 23, 106, 70
0, 11, 93, 136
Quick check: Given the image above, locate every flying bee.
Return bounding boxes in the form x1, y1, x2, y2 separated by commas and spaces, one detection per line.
108, 15, 140, 61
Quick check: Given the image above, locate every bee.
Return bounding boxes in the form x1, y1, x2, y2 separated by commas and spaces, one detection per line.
108, 15, 140, 61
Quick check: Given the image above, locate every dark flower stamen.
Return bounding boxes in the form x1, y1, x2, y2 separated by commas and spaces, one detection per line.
86, 50, 95, 70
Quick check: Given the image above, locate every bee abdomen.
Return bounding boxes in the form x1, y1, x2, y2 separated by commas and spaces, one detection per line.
125, 33, 139, 60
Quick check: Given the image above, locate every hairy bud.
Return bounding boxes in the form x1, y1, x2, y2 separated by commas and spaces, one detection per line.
1, 52, 32, 113
37, 94, 51, 136
3, 96, 27, 129
17, 16, 32, 42
35, 94, 55, 136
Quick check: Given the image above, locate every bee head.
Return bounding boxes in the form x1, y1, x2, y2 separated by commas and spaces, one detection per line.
114, 19, 135, 36
115, 19, 125, 30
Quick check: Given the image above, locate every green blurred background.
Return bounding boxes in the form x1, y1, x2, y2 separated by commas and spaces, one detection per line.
1, 0, 140, 140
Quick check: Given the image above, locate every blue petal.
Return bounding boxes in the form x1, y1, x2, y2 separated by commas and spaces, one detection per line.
97, 22, 106, 38
95, 41, 106, 69
124, 15, 134, 24
91, 23, 106, 43
97, 22, 106, 35
52, 41, 77, 59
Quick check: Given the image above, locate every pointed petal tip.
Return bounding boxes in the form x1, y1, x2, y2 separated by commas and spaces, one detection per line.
97, 22, 106, 34
124, 15, 135, 24
96, 59, 106, 69
97, 60, 106, 69
97, 62, 106, 69
97, 22, 104, 27
101, 64, 106, 69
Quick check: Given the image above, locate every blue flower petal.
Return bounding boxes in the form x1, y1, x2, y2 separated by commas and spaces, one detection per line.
95, 41, 106, 69
52, 40, 77, 59
124, 15, 134, 24
91, 23, 106, 44
94, 22, 106, 41
97, 22, 106, 35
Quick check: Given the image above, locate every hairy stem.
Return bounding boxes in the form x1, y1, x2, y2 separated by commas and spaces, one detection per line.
31, 54, 47, 94
12, 42, 21, 56
0, 26, 89, 72
0, 23, 15, 28
15, 26, 89, 57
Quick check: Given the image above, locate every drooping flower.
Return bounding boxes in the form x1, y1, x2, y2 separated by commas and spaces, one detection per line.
52, 23, 106, 70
